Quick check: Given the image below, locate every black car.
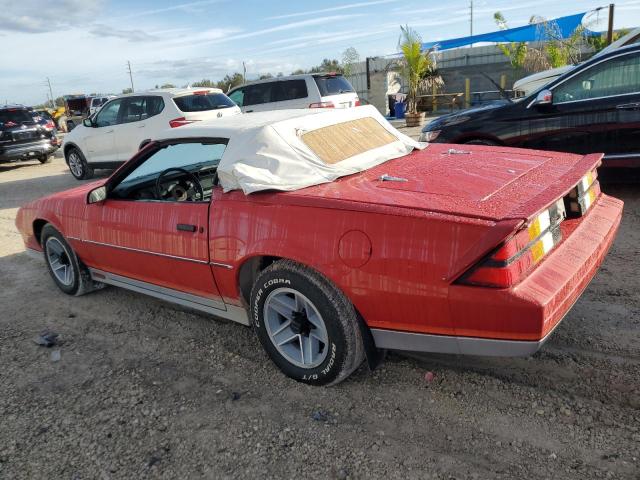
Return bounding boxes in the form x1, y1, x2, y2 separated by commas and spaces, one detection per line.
421, 44, 640, 167
0, 105, 58, 164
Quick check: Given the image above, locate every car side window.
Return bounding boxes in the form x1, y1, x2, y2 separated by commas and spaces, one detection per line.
122, 97, 146, 123
243, 82, 275, 106
228, 88, 244, 106
554, 53, 640, 103
110, 142, 227, 202
94, 99, 123, 127
273, 80, 308, 101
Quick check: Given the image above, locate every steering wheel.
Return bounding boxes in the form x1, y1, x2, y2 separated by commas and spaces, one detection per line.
155, 167, 204, 201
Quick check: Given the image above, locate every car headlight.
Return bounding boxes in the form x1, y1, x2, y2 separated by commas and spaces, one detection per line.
419, 130, 441, 142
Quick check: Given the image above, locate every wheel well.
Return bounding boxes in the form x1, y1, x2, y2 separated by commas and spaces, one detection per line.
237, 256, 282, 305
33, 219, 49, 245
63, 143, 78, 161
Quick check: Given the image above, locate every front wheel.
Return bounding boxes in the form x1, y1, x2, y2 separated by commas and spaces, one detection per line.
41, 224, 102, 296
250, 260, 365, 386
38, 154, 52, 164
66, 147, 93, 180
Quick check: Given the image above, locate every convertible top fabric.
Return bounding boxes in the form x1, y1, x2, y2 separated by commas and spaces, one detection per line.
156, 105, 426, 193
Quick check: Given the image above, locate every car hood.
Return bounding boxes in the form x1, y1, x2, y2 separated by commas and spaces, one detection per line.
281, 143, 600, 222
426, 102, 508, 129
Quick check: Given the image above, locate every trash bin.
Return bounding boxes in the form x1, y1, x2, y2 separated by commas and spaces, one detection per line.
394, 101, 405, 119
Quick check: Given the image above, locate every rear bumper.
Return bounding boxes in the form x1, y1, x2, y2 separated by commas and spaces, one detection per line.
373, 193, 623, 356
0, 140, 57, 162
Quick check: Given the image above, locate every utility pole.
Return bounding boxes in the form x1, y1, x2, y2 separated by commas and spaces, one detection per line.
242, 61, 246, 84
126, 60, 135, 92
469, 1, 474, 47
606, 3, 615, 45
46, 77, 55, 108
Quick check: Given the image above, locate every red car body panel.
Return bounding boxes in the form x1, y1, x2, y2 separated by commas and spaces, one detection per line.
15, 143, 623, 352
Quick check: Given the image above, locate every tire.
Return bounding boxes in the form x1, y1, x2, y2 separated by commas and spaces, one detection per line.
250, 260, 365, 386
66, 147, 93, 180
38, 154, 52, 164
41, 224, 103, 296
464, 139, 498, 146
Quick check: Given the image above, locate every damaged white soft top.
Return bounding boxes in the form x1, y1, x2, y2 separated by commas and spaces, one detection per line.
155, 105, 427, 194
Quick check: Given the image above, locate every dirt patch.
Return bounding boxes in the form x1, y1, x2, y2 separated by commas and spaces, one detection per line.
0, 157, 638, 479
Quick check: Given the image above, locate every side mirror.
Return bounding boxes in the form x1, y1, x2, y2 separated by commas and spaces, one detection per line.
531, 89, 553, 107
87, 186, 107, 204
83, 118, 94, 128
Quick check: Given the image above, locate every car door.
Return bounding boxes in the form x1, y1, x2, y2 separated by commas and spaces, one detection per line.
82, 141, 226, 307
522, 50, 640, 156
273, 79, 309, 109
83, 98, 124, 163
115, 96, 165, 161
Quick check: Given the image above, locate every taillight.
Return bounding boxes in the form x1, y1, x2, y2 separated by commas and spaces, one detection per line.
354, 99, 361, 106
458, 199, 567, 288
45, 120, 55, 130
565, 169, 599, 217
169, 117, 199, 128
309, 101, 335, 108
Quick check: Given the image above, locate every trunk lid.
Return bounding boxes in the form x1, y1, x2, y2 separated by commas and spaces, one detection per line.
286, 143, 600, 222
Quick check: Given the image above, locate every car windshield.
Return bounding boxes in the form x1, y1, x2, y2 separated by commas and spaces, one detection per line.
313, 75, 355, 96
0, 109, 34, 126
173, 93, 236, 112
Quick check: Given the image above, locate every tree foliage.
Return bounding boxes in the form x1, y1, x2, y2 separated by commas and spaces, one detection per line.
396, 25, 440, 114
341, 47, 360, 77
587, 29, 630, 53
494, 11, 588, 73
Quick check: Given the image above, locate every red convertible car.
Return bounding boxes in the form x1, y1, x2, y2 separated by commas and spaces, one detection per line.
16, 108, 623, 385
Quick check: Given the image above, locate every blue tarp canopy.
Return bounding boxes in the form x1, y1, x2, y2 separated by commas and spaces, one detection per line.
421, 12, 594, 51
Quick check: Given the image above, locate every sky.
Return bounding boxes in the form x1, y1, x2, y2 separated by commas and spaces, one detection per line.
1, 0, 640, 105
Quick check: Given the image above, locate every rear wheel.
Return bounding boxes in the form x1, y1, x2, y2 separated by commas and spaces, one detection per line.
38, 154, 52, 164
250, 260, 365, 386
66, 147, 93, 180
41, 224, 102, 296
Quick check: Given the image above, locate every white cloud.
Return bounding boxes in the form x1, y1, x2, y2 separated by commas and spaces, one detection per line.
266, 0, 396, 20
0, 0, 103, 33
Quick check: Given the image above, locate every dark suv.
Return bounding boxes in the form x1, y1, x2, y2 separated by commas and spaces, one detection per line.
0, 105, 59, 164
420, 44, 640, 167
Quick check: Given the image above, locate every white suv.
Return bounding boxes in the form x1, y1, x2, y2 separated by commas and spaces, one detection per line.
63, 88, 241, 179
227, 73, 359, 113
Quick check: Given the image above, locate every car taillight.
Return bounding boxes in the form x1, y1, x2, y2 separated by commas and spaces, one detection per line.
354, 99, 361, 106
565, 169, 599, 217
309, 101, 335, 108
45, 120, 55, 129
458, 199, 567, 288
169, 117, 199, 128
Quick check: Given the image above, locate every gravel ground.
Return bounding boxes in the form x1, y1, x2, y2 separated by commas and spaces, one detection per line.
0, 153, 639, 480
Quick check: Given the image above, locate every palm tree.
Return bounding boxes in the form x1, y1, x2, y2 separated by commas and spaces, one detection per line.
397, 25, 430, 115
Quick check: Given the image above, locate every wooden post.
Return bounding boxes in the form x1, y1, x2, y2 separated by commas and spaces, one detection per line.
465, 78, 470, 108
606, 4, 615, 46
432, 82, 437, 113
500, 74, 506, 90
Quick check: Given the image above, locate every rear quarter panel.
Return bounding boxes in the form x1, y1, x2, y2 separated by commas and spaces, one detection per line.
210, 192, 496, 335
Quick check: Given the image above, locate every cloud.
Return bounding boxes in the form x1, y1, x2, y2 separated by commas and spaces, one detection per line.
89, 24, 157, 42
0, 0, 103, 33
266, 0, 396, 20
194, 13, 367, 46
113, 0, 226, 20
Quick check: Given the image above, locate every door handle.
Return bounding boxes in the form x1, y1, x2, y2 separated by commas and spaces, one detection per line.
105, 129, 114, 133
176, 223, 197, 232
245, 109, 254, 113
616, 103, 640, 110
137, 124, 146, 128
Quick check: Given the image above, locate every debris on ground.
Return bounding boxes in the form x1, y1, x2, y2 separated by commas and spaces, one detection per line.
50, 350, 61, 362
312, 410, 329, 422
33, 331, 59, 347
424, 371, 435, 383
